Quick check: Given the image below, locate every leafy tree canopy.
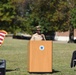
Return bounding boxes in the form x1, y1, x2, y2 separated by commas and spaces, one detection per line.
26, 0, 70, 34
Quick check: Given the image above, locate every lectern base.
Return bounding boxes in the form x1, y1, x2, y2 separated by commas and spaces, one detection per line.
29, 70, 54, 75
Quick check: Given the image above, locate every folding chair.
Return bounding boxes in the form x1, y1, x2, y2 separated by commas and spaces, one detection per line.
71, 50, 76, 68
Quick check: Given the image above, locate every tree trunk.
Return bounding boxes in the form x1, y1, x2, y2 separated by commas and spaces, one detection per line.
68, 24, 74, 43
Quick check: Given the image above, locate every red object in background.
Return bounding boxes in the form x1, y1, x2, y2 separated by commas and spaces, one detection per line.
0, 30, 7, 46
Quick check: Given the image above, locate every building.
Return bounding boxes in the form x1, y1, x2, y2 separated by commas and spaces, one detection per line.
55, 29, 76, 41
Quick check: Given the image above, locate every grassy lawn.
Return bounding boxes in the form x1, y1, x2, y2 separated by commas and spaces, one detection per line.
0, 37, 76, 75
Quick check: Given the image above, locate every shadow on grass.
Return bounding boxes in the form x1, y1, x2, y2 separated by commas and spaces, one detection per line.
6, 69, 15, 72
6, 68, 20, 72
74, 69, 76, 71
29, 69, 60, 74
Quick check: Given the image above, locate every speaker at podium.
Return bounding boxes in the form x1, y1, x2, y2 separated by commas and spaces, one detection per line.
28, 41, 53, 73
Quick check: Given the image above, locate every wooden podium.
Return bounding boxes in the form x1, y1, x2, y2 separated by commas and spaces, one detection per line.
28, 41, 52, 72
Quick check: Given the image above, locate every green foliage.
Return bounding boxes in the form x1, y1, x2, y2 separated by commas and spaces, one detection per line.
26, 0, 70, 34
0, 0, 17, 33
70, 8, 76, 28
0, 1, 16, 21
0, 0, 76, 35
0, 0, 27, 33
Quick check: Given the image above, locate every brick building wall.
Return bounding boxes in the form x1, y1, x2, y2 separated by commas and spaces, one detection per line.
55, 29, 76, 41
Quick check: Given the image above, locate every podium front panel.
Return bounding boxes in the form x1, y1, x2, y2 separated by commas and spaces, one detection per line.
28, 41, 52, 72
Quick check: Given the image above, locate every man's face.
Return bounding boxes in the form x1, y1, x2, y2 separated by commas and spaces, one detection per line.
37, 30, 41, 34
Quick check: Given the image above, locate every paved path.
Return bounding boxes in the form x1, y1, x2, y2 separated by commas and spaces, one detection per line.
53, 41, 68, 43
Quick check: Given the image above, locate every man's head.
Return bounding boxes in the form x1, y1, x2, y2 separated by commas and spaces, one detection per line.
36, 25, 41, 34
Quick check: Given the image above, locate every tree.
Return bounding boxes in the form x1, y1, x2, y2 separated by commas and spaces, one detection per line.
67, 0, 76, 43
0, 0, 28, 33
71, 8, 76, 28
0, 0, 16, 32
26, 0, 70, 37
11, 0, 32, 34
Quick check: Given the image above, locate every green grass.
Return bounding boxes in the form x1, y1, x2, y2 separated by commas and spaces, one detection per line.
0, 37, 76, 75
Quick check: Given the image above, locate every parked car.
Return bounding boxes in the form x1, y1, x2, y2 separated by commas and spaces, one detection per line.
13, 33, 31, 40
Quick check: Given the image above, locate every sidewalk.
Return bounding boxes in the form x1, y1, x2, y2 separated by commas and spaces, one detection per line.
53, 40, 68, 43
